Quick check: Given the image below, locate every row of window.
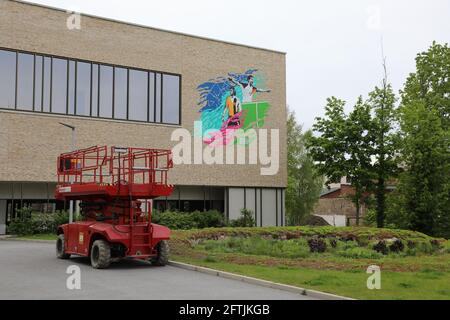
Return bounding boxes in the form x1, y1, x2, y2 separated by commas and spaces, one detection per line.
0, 48, 181, 124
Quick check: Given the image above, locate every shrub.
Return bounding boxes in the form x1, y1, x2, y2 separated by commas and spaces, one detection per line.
230, 209, 255, 227
307, 237, 327, 253
152, 210, 227, 230
7, 211, 69, 235
373, 240, 389, 255
7, 219, 34, 235
152, 211, 197, 230
389, 239, 405, 253
191, 210, 226, 228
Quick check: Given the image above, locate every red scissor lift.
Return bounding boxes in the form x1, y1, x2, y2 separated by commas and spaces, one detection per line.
55, 145, 174, 269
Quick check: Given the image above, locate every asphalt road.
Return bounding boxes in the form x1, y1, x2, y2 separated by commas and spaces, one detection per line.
0, 240, 315, 300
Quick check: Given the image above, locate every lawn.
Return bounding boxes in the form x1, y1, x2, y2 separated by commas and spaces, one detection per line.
170, 227, 450, 300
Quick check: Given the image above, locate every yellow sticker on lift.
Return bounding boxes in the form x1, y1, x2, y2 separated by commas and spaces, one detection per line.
79, 232, 84, 245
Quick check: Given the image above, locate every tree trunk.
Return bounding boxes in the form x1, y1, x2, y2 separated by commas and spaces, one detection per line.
376, 177, 386, 228
355, 200, 360, 226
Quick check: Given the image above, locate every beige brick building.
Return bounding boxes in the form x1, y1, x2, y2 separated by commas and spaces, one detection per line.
0, 0, 287, 233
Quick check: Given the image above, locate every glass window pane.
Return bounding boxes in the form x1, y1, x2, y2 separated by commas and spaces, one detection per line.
91, 64, 98, 117
149, 72, 155, 122
162, 74, 180, 124
51, 58, 68, 114
17, 53, 34, 110
155, 73, 162, 122
76, 62, 91, 116
114, 67, 127, 120
68, 61, 75, 114
42, 57, 51, 112
34, 56, 43, 112
0, 50, 16, 109
129, 69, 147, 121
99, 65, 113, 118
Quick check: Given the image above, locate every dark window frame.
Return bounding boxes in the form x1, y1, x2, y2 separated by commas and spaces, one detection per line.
0, 46, 182, 126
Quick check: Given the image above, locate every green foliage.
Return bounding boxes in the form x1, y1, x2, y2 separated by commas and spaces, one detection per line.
286, 108, 323, 225
229, 209, 256, 227
186, 226, 444, 259
394, 42, 450, 238
152, 210, 226, 230
7, 211, 69, 235
308, 97, 379, 224
367, 73, 400, 228
336, 247, 383, 259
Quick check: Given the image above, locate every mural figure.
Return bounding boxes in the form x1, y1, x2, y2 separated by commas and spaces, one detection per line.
228, 74, 271, 103
197, 69, 271, 146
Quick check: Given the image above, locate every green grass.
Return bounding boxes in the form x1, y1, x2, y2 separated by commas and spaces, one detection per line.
15, 234, 57, 241
173, 255, 450, 300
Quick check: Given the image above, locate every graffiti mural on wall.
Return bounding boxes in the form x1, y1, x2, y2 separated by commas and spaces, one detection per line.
197, 69, 271, 146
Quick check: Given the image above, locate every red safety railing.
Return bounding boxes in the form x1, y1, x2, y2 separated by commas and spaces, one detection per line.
57, 146, 173, 188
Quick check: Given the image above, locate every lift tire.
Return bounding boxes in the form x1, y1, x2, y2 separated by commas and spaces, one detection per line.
151, 240, 169, 266
56, 234, 71, 259
91, 240, 111, 269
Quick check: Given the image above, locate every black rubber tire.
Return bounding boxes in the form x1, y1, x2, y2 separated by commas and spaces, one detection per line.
90, 240, 111, 269
56, 234, 70, 259
151, 240, 169, 266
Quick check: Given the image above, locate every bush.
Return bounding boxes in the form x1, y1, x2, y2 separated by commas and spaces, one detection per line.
7, 219, 34, 235
230, 209, 255, 227
7, 211, 69, 235
191, 210, 226, 228
389, 239, 405, 253
307, 237, 327, 253
373, 240, 389, 255
152, 210, 227, 230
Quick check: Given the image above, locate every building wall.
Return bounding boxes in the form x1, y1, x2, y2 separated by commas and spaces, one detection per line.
0, 0, 287, 189
313, 198, 367, 219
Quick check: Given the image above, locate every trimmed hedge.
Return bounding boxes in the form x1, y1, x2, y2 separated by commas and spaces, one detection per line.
8, 211, 69, 235
152, 210, 227, 230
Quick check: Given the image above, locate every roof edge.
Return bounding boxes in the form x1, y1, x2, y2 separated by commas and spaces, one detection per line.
13, 0, 287, 55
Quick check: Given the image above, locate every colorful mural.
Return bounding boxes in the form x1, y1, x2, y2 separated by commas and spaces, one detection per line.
197, 69, 271, 146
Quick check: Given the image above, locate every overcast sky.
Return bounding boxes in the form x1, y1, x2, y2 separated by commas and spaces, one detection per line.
25, 0, 450, 130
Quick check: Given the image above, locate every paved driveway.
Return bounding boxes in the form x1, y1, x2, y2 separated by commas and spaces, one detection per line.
0, 240, 315, 300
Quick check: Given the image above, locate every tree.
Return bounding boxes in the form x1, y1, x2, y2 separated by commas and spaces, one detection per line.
367, 59, 399, 228
308, 97, 375, 225
286, 108, 323, 225
396, 42, 450, 238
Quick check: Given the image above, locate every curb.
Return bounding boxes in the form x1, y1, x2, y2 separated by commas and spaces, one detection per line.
0, 237, 55, 243
168, 261, 354, 300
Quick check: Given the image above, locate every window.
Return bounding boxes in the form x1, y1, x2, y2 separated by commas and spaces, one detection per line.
129, 69, 148, 121
17, 53, 34, 110
76, 62, 91, 116
148, 72, 155, 122
51, 58, 68, 114
114, 67, 127, 120
0, 50, 16, 109
99, 65, 113, 118
162, 74, 180, 124
34, 56, 43, 112
155, 73, 162, 123
0, 48, 181, 125
42, 57, 51, 112
91, 64, 99, 117
68, 61, 75, 114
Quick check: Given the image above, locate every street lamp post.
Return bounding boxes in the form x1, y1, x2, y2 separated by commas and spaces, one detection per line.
59, 122, 76, 223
